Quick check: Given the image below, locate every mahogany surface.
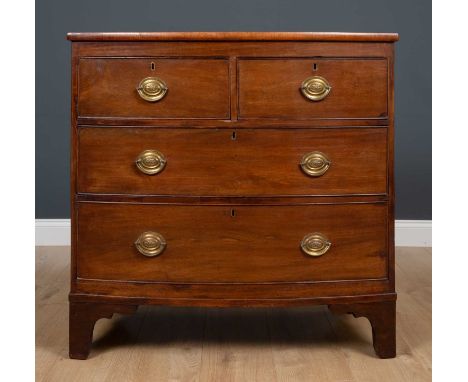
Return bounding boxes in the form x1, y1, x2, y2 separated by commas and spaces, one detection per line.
329, 300, 396, 359
77, 127, 387, 196
238, 58, 388, 119
69, 302, 138, 360
68, 32, 398, 359
78, 58, 229, 119
76, 202, 388, 283
67, 31, 399, 42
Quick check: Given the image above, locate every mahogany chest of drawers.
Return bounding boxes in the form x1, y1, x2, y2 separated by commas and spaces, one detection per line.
67, 32, 398, 359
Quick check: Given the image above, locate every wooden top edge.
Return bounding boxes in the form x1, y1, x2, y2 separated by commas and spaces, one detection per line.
67, 32, 399, 42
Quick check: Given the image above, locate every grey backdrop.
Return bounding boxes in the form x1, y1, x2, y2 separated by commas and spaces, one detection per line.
36, 0, 431, 219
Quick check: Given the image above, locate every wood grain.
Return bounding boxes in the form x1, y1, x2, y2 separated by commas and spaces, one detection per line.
74, 41, 393, 60
77, 127, 387, 196
67, 32, 399, 42
76, 202, 388, 283
239, 58, 388, 119
329, 301, 396, 358
71, 281, 394, 303
69, 302, 138, 359
78, 58, 230, 119
77, 117, 389, 127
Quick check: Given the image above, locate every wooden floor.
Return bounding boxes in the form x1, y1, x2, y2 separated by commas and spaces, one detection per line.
36, 247, 431, 382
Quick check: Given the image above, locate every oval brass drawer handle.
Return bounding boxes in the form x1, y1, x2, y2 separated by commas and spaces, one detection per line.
300, 76, 331, 101
137, 76, 168, 102
300, 151, 331, 177
135, 231, 167, 257
301, 233, 331, 257
136, 149, 167, 175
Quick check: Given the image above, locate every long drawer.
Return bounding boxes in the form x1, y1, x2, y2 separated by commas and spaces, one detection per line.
77, 127, 387, 196
76, 202, 388, 283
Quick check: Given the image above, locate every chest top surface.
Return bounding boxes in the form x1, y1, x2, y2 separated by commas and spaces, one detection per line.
67, 31, 399, 42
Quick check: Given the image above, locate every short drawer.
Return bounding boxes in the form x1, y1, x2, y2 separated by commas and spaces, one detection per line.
77, 203, 388, 283
78, 58, 230, 119
77, 127, 387, 196
238, 58, 388, 119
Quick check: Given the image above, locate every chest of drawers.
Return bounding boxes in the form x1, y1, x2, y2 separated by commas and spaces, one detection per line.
67, 32, 398, 359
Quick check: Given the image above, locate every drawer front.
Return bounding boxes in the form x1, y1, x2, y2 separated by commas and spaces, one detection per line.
78, 58, 230, 119
238, 59, 388, 119
78, 128, 387, 196
77, 203, 388, 283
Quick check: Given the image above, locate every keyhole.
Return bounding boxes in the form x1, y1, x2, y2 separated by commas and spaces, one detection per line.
231, 209, 236, 217
231, 131, 237, 140
151, 62, 155, 71
313, 63, 318, 71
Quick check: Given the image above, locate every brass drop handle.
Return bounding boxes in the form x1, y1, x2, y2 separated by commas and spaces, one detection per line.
300, 151, 331, 177
137, 76, 168, 102
135, 231, 167, 257
301, 233, 331, 257
136, 150, 167, 175
300, 76, 331, 101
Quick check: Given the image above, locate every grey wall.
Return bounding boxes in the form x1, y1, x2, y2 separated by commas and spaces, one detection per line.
36, 0, 431, 219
